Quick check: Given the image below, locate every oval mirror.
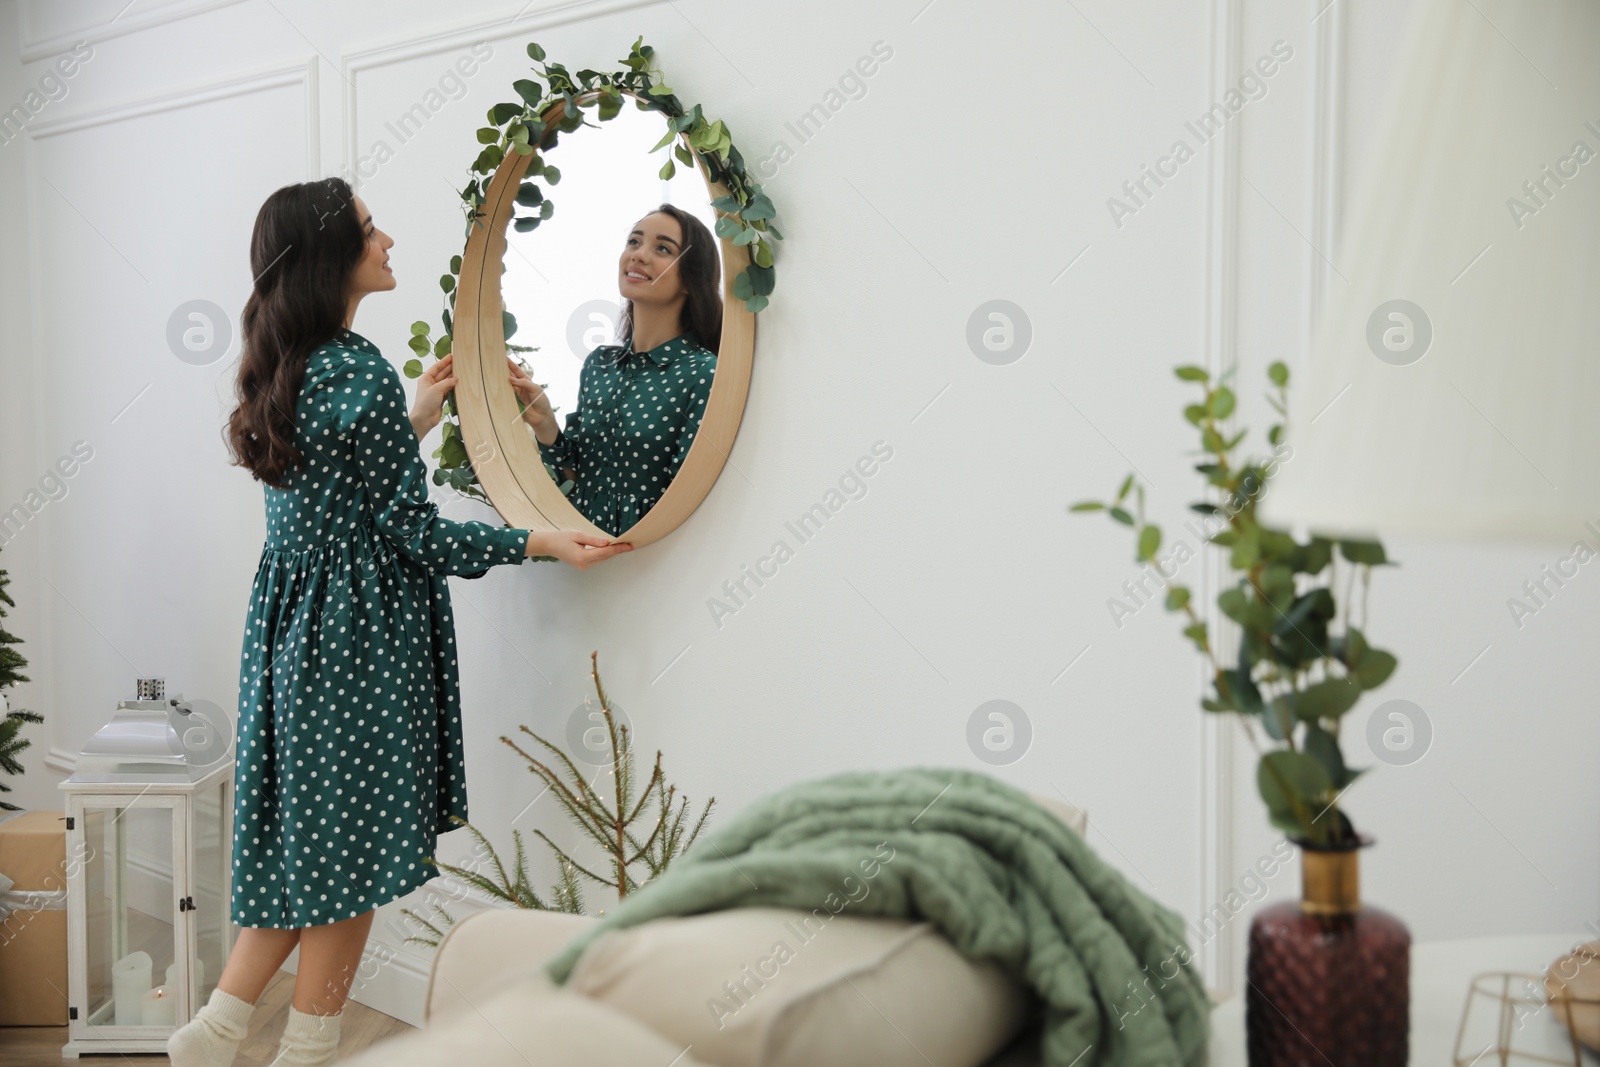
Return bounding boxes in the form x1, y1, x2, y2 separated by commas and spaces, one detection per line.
451, 90, 757, 547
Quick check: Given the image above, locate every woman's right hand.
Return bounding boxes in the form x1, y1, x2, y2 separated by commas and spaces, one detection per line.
508, 357, 559, 445
527, 530, 633, 570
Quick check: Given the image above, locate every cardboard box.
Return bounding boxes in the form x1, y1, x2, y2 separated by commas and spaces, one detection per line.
0, 810, 69, 1026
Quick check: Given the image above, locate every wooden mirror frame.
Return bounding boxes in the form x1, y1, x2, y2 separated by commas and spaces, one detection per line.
451, 91, 756, 547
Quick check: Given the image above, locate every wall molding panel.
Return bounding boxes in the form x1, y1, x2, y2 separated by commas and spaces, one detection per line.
18, 0, 250, 64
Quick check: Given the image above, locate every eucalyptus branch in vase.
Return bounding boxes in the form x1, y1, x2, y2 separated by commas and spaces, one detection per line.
1072, 361, 1399, 847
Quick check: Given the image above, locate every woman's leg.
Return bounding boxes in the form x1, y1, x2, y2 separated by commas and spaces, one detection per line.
217, 926, 302, 1004
291, 908, 376, 1015
169, 928, 294, 1065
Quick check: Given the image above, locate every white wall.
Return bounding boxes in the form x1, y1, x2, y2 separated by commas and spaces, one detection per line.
0, 0, 1592, 1014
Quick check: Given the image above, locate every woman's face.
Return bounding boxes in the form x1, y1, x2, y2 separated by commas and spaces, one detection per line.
618, 212, 686, 308
348, 195, 396, 299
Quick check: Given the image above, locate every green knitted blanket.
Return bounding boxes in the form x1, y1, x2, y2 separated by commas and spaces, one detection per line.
543, 768, 1208, 1066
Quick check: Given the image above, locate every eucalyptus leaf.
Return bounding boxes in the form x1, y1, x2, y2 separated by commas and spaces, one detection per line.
1137, 524, 1161, 561
1257, 751, 1331, 839
1262, 696, 1291, 741
1302, 724, 1352, 789
1292, 677, 1362, 722
1339, 539, 1390, 565
513, 79, 543, 106
745, 263, 775, 296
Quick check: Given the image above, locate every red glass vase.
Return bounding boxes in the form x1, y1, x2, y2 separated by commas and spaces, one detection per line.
1246, 835, 1410, 1066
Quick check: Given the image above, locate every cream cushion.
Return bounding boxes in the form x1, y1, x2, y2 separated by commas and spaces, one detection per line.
566, 906, 1032, 1067
423, 792, 1083, 1028
1029, 792, 1088, 837
425, 909, 596, 1023
343, 974, 716, 1067
390, 789, 1092, 1067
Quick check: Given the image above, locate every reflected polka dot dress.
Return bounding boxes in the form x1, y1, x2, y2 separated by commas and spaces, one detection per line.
230, 327, 531, 929
538, 332, 716, 535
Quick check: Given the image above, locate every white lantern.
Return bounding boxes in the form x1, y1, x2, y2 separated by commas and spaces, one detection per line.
58, 677, 235, 1057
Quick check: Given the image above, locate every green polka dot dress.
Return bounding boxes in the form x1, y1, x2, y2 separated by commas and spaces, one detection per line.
539, 332, 716, 535
230, 326, 531, 929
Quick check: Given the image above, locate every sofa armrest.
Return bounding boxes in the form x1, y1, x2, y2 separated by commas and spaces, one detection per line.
425, 907, 599, 1024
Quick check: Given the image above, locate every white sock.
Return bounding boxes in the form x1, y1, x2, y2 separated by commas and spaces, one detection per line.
269, 1004, 344, 1067
166, 987, 255, 1067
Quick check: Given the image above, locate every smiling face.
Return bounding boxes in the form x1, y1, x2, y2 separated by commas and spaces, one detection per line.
618, 211, 686, 308
348, 195, 396, 299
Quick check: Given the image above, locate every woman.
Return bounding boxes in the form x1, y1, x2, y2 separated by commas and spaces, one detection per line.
515, 203, 722, 535
167, 177, 630, 1067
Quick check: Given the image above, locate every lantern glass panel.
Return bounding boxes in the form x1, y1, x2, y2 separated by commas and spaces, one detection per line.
191, 777, 229, 1004
80, 799, 180, 1030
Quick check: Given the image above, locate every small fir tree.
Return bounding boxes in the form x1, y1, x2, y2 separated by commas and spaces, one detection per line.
401, 651, 713, 946
0, 548, 41, 812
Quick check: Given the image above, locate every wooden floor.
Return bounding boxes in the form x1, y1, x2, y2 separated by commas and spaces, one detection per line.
0, 969, 415, 1064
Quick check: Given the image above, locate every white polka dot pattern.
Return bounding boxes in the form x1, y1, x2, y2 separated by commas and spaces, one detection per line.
229, 326, 530, 929
538, 333, 717, 535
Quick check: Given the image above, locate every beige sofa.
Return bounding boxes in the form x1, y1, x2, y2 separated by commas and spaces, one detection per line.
340, 799, 1243, 1067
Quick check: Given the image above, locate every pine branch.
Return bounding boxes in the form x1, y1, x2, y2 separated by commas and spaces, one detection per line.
531, 830, 617, 890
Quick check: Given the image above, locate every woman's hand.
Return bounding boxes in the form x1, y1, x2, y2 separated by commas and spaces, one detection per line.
508, 357, 559, 445
410, 352, 457, 439
527, 530, 633, 570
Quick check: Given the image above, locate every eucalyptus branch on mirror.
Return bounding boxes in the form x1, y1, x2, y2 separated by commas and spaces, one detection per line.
1071, 361, 1399, 848
406, 34, 778, 503
399, 651, 714, 946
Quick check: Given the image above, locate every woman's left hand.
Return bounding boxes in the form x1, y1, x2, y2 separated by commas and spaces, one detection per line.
410, 352, 456, 438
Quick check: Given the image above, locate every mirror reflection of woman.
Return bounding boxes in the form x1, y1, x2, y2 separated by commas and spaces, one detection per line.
512, 204, 722, 536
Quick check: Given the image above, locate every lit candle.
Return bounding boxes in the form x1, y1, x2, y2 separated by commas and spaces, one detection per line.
141, 985, 176, 1026
111, 951, 152, 1026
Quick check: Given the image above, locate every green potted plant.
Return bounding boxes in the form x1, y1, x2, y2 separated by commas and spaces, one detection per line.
0, 548, 42, 813
1073, 361, 1410, 1065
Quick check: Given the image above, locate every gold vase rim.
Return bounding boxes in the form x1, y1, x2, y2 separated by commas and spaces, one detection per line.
1289, 831, 1374, 854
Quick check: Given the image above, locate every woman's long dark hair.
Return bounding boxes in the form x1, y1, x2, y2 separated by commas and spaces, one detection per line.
617, 203, 722, 356
226, 177, 365, 487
